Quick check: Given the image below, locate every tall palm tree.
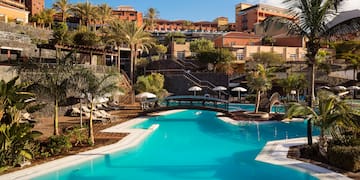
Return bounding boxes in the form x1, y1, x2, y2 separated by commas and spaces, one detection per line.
52, 0, 71, 22
118, 21, 155, 84
286, 90, 360, 156
118, 21, 155, 103
263, 0, 359, 145
96, 4, 113, 25
102, 20, 125, 71
71, 2, 96, 28
246, 64, 273, 113
264, 0, 345, 108
43, 9, 56, 29
78, 70, 120, 144
144, 8, 159, 31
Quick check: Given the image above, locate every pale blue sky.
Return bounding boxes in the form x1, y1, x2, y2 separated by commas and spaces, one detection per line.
46, 0, 360, 22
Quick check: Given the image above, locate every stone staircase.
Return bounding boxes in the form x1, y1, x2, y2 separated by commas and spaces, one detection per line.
111, 103, 142, 119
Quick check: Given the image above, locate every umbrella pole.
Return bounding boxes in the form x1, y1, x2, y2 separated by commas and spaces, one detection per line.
218, 91, 221, 99
238, 91, 240, 103
194, 91, 196, 96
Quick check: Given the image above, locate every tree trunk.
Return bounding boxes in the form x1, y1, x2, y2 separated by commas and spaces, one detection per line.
117, 47, 121, 72
307, 119, 313, 145
309, 63, 316, 108
54, 99, 59, 135
255, 90, 261, 113
130, 46, 135, 104
88, 101, 94, 145
318, 128, 327, 157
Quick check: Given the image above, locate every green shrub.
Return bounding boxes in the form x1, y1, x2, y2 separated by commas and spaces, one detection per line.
328, 145, 360, 172
65, 126, 88, 146
47, 135, 72, 155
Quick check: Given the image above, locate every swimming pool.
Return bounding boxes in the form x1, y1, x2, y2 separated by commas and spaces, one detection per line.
35, 110, 317, 180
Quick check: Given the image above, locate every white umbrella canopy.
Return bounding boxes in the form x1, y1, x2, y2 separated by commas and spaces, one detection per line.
317, 86, 331, 90
213, 86, 227, 98
333, 86, 347, 91
135, 92, 157, 99
347, 86, 360, 90
231, 87, 247, 92
231, 87, 247, 102
188, 86, 202, 96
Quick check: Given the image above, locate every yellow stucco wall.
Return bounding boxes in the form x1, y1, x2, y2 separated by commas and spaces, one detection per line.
0, 5, 29, 23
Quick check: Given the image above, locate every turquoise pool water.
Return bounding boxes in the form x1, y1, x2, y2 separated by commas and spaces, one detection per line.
35, 110, 317, 180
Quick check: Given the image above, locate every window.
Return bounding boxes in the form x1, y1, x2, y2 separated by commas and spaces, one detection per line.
236, 53, 244, 60
177, 51, 185, 59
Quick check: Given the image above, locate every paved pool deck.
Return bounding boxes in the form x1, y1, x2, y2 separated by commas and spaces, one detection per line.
0, 109, 351, 180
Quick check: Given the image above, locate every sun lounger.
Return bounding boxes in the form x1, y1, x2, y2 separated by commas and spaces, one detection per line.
20, 112, 38, 124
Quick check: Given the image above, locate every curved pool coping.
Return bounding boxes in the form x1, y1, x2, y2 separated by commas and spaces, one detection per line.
1, 109, 350, 180
217, 116, 351, 180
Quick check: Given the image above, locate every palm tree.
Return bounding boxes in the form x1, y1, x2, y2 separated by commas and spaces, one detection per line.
52, 0, 71, 22
286, 90, 360, 156
43, 9, 56, 29
102, 20, 125, 71
71, 2, 96, 28
78, 70, 120, 144
246, 64, 273, 113
118, 21, 155, 84
144, 8, 159, 31
96, 4, 113, 25
264, 0, 347, 108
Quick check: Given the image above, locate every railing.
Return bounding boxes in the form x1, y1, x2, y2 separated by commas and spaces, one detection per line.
175, 58, 200, 69
142, 95, 229, 112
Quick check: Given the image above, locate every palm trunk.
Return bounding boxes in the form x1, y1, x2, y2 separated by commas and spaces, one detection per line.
309, 63, 315, 108
318, 128, 327, 157
307, 119, 313, 145
88, 101, 94, 145
117, 47, 121, 72
54, 99, 59, 135
255, 90, 261, 113
130, 45, 135, 104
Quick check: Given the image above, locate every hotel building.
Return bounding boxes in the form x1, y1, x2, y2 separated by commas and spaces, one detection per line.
235, 3, 293, 32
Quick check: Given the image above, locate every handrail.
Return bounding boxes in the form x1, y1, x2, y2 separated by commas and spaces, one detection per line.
120, 69, 132, 87
176, 58, 200, 69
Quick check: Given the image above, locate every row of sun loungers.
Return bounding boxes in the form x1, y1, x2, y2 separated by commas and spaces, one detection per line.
66, 105, 117, 123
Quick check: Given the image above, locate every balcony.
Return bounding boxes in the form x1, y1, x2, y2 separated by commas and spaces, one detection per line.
0, 0, 25, 9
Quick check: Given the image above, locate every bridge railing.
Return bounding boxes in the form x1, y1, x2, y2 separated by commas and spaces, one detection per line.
141, 95, 229, 112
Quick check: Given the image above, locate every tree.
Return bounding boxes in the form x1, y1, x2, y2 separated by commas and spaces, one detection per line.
71, 2, 96, 28
43, 9, 56, 29
165, 32, 186, 45
246, 64, 273, 113
73, 27, 99, 46
262, 0, 358, 146
77, 70, 120, 144
0, 77, 42, 169
154, 44, 167, 59
116, 21, 155, 86
286, 90, 360, 156
196, 48, 234, 72
96, 4, 113, 25
134, 73, 168, 98
263, 0, 348, 108
53, 0, 71, 22
278, 74, 307, 102
50, 22, 69, 45
20, 54, 77, 135
250, 52, 284, 68
334, 41, 360, 80
144, 8, 159, 31
189, 38, 214, 53
182, 21, 193, 31
102, 20, 125, 71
